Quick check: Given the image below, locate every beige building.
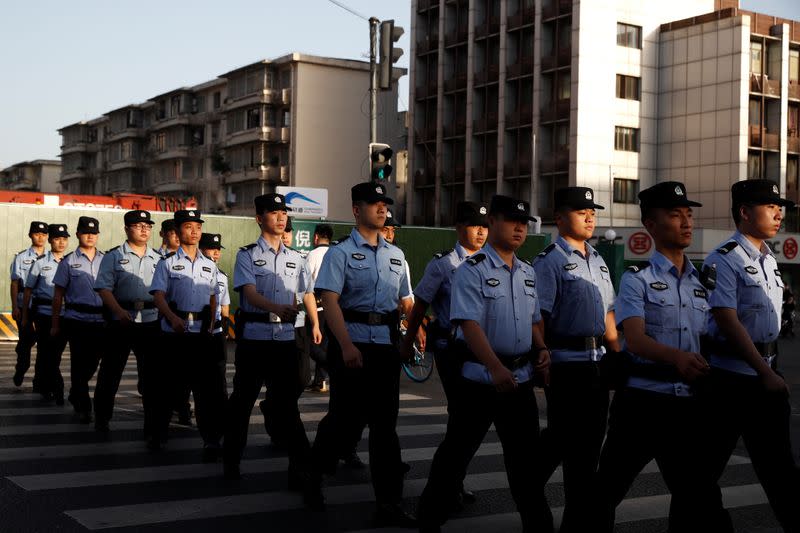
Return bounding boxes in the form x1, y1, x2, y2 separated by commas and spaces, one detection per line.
58, 53, 405, 221
0, 159, 62, 193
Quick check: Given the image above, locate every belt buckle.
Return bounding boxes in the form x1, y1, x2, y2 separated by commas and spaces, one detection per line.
367, 312, 382, 326
133, 301, 145, 311
511, 356, 525, 370
585, 337, 598, 350
269, 312, 282, 323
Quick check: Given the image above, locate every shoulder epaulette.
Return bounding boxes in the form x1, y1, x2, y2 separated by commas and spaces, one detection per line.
466, 253, 487, 266
433, 248, 454, 259
537, 243, 556, 258
239, 243, 257, 252
333, 235, 351, 246
626, 261, 650, 273
217, 268, 227, 276
521, 258, 532, 266
63, 252, 74, 259
16, 249, 27, 256
107, 245, 120, 253
717, 241, 738, 254
152, 248, 163, 256
163, 251, 176, 259
36, 254, 46, 260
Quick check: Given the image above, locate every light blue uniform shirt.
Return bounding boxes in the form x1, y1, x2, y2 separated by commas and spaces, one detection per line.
616, 251, 710, 397
451, 244, 541, 358
25, 251, 63, 317
413, 242, 472, 332
705, 232, 783, 376
315, 228, 411, 345
53, 248, 105, 322
533, 237, 616, 363
95, 242, 162, 323
213, 269, 230, 334
233, 237, 311, 342
10, 247, 40, 309
150, 246, 218, 333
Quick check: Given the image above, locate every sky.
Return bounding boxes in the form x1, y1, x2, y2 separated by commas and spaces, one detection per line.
0, 0, 798, 167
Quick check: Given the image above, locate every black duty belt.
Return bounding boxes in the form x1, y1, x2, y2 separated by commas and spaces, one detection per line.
701, 336, 778, 358
118, 300, 156, 311
547, 334, 604, 351
171, 309, 207, 320
342, 309, 398, 326
628, 363, 683, 383
453, 340, 531, 370
65, 302, 104, 314
32, 297, 53, 307
239, 311, 271, 323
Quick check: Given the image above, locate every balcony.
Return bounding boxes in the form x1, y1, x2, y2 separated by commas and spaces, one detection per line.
280, 127, 291, 143
60, 168, 90, 182
224, 166, 283, 185
443, 73, 467, 92
474, 17, 501, 39
225, 126, 280, 147
540, 149, 569, 173
508, 7, 535, 30
790, 82, 800, 101
4, 176, 38, 191
543, 0, 571, 19
444, 27, 468, 46
416, 35, 440, 54
443, 119, 466, 138
152, 180, 190, 195
107, 158, 143, 171
749, 125, 780, 150
506, 104, 533, 127
152, 146, 191, 161
474, 64, 500, 85
541, 47, 571, 71
789, 136, 800, 154
224, 89, 280, 111
473, 112, 498, 133
507, 56, 535, 79
750, 73, 780, 97
416, 80, 439, 98
471, 160, 498, 180
281, 88, 291, 105
540, 98, 570, 122
60, 141, 92, 155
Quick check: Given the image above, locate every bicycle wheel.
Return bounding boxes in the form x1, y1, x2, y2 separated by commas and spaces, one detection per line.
402, 346, 435, 383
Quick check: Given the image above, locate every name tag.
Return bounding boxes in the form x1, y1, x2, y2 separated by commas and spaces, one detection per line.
202, 266, 212, 273
42, 266, 52, 271
390, 258, 402, 266
486, 278, 500, 287
71, 264, 82, 269
172, 265, 185, 271
564, 263, 578, 271
118, 259, 130, 265
650, 281, 668, 290
524, 279, 535, 288
352, 253, 366, 261
694, 289, 708, 299
254, 260, 267, 267
286, 262, 296, 269
23, 259, 33, 264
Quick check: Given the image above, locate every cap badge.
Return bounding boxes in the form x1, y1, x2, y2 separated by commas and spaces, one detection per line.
88, 222, 95, 227
188, 211, 195, 217
517, 203, 524, 211
479, 207, 487, 215
213, 236, 219, 242
275, 196, 282, 203
773, 184, 779, 194
585, 191, 592, 200
376, 186, 384, 194
674, 186, 684, 196
140, 212, 146, 218
387, 211, 393, 218
38, 223, 45, 228
59, 226, 64, 231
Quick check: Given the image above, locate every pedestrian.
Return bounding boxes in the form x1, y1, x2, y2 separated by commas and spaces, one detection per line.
223, 193, 321, 487
416, 195, 552, 533
305, 223, 334, 392
533, 187, 619, 532
700, 179, 800, 532
94, 210, 162, 434
401, 201, 489, 508
595, 181, 731, 532
21, 223, 70, 404
50, 216, 105, 424
150, 209, 224, 457
305, 182, 416, 526
10, 221, 48, 389
199, 232, 230, 404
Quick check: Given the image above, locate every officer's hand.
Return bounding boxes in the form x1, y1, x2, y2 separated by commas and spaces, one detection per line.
116, 309, 134, 325
12, 308, 21, 322
342, 343, 363, 368
50, 326, 60, 338
169, 315, 186, 334
22, 317, 31, 330
676, 352, 709, 382
311, 325, 323, 345
535, 349, 551, 386
760, 370, 789, 396
274, 304, 299, 323
416, 329, 427, 353
489, 363, 518, 393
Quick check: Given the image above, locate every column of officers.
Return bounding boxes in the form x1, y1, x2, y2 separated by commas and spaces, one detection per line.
8, 180, 800, 532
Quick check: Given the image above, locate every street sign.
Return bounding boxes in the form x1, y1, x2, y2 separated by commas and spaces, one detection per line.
276, 186, 328, 219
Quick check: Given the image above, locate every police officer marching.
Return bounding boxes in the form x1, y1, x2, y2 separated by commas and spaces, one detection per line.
595, 182, 731, 532
417, 195, 552, 533
306, 182, 415, 526
94, 210, 162, 434
701, 179, 800, 532
51, 216, 105, 424
199, 232, 231, 373
223, 193, 320, 485
22, 223, 70, 404
401, 201, 489, 507
10, 221, 48, 389
150, 209, 224, 457
533, 187, 619, 533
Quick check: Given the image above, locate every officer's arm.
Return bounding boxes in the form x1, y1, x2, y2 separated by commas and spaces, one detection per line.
98, 290, 129, 321
460, 320, 505, 371
399, 296, 413, 317
604, 311, 621, 352
51, 286, 65, 330
404, 298, 430, 342
10, 279, 20, 316
21, 287, 33, 326
240, 285, 279, 314
711, 308, 775, 377
320, 290, 354, 348
621, 317, 690, 365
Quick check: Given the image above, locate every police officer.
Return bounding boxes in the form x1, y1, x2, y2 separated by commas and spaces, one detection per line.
306, 182, 415, 526
151, 209, 223, 457
595, 182, 731, 532
416, 195, 552, 533
701, 179, 800, 531
22, 223, 70, 404
223, 193, 320, 485
533, 187, 619, 532
199, 232, 230, 367
10, 221, 48, 389
382, 208, 414, 311
158, 219, 180, 257
94, 210, 162, 434
51, 217, 105, 424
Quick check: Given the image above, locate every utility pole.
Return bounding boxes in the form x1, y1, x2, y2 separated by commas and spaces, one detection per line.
369, 16, 379, 144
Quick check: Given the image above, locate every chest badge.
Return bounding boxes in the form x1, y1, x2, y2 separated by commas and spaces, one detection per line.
172, 265, 185, 271
486, 278, 500, 287
286, 262, 296, 269
42, 266, 52, 271
524, 279, 535, 288
202, 266, 212, 273
351, 253, 366, 261
118, 259, 129, 265
23, 259, 33, 264
390, 258, 402, 266
694, 288, 708, 299
745, 266, 758, 275
71, 264, 82, 269
563, 263, 578, 271
253, 259, 267, 267
650, 281, 668, 291
600, 265, 609, 273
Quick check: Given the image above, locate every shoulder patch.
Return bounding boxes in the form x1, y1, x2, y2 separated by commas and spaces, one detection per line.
36, 254, 45, 260
163, 251, 176, 259
563, 263, 578, 271
17, 249, 27, 255
239, 243, 257, 252
717, 241, 738, 254
486, 278, 500, 287
63, 252, 74, 259
537, 243, 556, 258
433, 248, 454, 259
626, 261, 651, 273
333, 235, 351, 246
745, 265, 758, 275
218, 268, 227, 276
107, 245, 120, 253
466, 253, 487, 266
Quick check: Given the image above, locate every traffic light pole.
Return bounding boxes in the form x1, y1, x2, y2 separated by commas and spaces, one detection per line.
369, 16, 379, 145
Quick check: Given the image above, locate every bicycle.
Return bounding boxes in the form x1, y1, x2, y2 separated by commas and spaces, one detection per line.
400, 320, 435, 383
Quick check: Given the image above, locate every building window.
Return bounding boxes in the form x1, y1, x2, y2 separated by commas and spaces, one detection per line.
246, 107, 261, 129
155, 133, 166, 153
613, 178, 639, 203
616, 74, 640, 101
614, 126, 639, 152
748, 152, 761, 179
790, 49, 799, 85
750, 41, 763, 75
213, 92, 221, 109
616, 23, 642, 49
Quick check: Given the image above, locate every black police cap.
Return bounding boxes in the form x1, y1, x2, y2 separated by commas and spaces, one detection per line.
351, 182, 394, 205
384, 209, 401, 228
124, 210, 154, 226
455, 201, 489, 227
554, 187, 605, 211
48, 224, 70, 239
731, 179, 795, 208
638, 181, 702, 210
174, 209, 204, 225
254, 193, 292, 214
77, 216, 100, 234
161, 219, 176, 232
28, 221, 48, 235
199, 233, 225, 249
489, 195, 537, 222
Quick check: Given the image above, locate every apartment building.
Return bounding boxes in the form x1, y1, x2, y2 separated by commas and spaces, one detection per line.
0, 160, 62, 193
58, 53, 404, 220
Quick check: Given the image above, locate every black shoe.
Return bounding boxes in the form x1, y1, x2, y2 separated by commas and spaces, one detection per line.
401, 461, 411, 474
341, 451, 365, 469
303, 478, 325, 511
95, 419, 110, 433
40, 391, 53, 402
146, 438, 162, 452
223, 462, 241, 480
418, 521, 442, 533
12, 371, 23, 387
374, 503, 417, 527
78, 411, 93, 424
202, 445, 221, 463
31, 382, 41, 394
460, 487, 476, 504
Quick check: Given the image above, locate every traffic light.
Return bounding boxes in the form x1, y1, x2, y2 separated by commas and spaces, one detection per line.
379, 19, 404, 90
370, 143, 393, 181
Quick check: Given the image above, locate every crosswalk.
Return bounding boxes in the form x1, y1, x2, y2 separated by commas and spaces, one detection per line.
0, 344, 784, 533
